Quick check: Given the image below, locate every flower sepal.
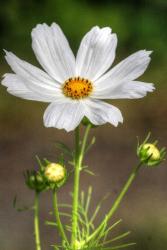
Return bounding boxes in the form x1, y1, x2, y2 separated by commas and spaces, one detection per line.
82, 117, 97, 128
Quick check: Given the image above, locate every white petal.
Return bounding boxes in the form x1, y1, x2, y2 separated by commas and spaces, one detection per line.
4, 51, 62, 97
84, 99, 123, 126
96, 50, 152, 87
32, 23, 76, 83
92, 80, 155, 99
76, 26, 117, 81
44, 101, 85, 132
2, 73, 63, 102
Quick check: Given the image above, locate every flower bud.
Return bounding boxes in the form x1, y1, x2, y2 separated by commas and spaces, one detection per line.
137, 133, 166, 167
142, 144, 160, 160
45, 163, 66, 183
24, 170, 46, 192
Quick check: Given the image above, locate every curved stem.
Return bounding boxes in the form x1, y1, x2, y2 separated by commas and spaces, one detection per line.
52, 189, 69, 246
34, 192, 41, 250
87, 162, 143, 243
106, 162, 142, 219
71, 124, 91, 248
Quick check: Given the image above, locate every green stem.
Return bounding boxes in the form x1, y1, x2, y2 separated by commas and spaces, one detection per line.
71, 124, 91, 248
53, 189, 69, 246
34, 192, 41, 250
87, 162, 143, 242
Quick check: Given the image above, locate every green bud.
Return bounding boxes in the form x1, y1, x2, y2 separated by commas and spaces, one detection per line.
137, 133, 166, 167
24, 170, 47, 192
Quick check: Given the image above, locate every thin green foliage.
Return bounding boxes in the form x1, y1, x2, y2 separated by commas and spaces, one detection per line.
50, 187, 134, 250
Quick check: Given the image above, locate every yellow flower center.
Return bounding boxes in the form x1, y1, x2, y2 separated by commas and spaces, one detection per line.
62, 77, 93, 99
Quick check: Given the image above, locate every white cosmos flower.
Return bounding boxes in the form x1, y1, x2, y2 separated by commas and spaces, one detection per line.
2, 23, 155, 132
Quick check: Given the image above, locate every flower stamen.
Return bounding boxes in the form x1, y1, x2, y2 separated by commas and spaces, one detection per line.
63, 77, 93, 99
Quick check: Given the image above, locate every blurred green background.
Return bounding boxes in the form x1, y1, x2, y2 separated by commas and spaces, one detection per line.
0, 0, 167, 249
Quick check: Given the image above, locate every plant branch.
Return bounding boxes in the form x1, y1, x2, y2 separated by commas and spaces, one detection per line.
34, 192, 41, 250
52, 190, 69, 246
87, 162, 143, 243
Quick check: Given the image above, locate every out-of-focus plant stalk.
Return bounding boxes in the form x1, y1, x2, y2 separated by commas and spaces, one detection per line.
34, 191, 41, 250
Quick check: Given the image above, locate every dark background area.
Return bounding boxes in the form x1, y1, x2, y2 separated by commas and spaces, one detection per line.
0, 0, 167, 249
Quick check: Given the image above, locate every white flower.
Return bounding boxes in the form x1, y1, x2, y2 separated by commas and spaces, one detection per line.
2, 23, 154, 132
